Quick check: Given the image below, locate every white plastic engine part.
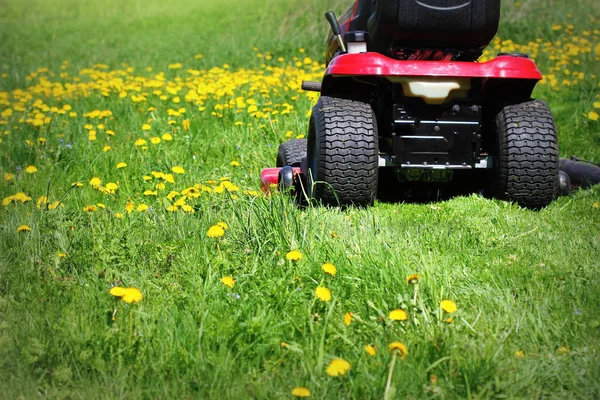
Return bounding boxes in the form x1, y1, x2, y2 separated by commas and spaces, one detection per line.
386, 77, 471, 104
347, 42, 367, 54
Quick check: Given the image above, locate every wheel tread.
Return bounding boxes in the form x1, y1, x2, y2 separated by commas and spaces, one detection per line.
494, 100, 559, 208
308, 96, 378, 206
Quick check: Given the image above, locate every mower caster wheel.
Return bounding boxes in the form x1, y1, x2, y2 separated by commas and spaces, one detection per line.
493, 100, 559, 208
278, 166, 295, 191
277, 139, 307, 167
557, 171, 570, 196
307, 96, 378, 207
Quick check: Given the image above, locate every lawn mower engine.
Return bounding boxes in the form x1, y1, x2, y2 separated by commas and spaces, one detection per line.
263, 0, 568, 208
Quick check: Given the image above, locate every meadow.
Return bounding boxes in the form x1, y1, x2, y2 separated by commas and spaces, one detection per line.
1, 0, 599, 398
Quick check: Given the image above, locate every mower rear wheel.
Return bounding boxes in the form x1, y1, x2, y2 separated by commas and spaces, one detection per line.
276, 139, 307, 167
493, 100, 559, 208
307, 96, 378, 206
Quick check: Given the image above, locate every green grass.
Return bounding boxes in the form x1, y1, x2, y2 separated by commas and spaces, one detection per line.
1, 0, 600, 398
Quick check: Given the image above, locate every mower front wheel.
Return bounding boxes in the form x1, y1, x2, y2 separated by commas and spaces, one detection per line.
493, 100, 559, 208
276, 139, 307, 167
307, 96, 378, 206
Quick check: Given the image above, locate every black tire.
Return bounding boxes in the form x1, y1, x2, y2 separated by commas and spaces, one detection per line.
276, 139, 307, 167
307, 96, 378, 206
493, 100, 559, 209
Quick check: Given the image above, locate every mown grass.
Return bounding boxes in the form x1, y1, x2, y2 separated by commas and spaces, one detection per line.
1, 0, 600, 398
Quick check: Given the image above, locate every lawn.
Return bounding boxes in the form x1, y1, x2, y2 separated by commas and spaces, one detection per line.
1, 0, 600, 398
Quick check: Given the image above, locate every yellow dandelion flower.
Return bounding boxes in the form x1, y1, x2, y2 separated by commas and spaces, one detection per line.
406, 273, 421, 284
163, 174, 175, 183
326, 358, 351, 377
4, 173, 14, 182
115, 213, 124, 219
557, 346, 570, 355
514, 350, 525, 359
125, 200, 134, 213
172, 166, 185, 174
105, 182, 118, 193
150, 137, 161, 144
220, 181, 239, 191
166, 191, 179, 200
182, 119, 191, 131
440, 300, 457, 313
120, 287, 143, 303
593, 202, 598, 208
25, 165, 38, 174
364, 345, 377, 356
134, 138, 147, 146
220, 276, 236, 288
207, 225, 225, 238
162, 133, 173, 141
13, 192, 32, 203
280, 342, 288, 348
141, 123, 151, 131
286, 250, 303, 261
588, 111, 599, 121
116, 162, 127, 169
321, 263, 337, 276
143, 190, 157, 196
291, 387, 311, 397
36, 196, 48, 208
315, 286, 331, 302
57, 252, 67, 258
344, 312, 353, 326
330, 231, 338, 238
109, 286, 127, 297
389, 342, 408, 359
89, 177, 102, 187
216, 222, 229, 230
389, 309, 408, 321
17, 224, 31, 232
136, 204, 149, 212
230, 160, 240, 167
83, 205, 97, 212
48, 201, 61, 210
103, 145, 111, 152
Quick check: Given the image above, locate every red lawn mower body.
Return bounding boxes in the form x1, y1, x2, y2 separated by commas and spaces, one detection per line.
265, 0, 560, 208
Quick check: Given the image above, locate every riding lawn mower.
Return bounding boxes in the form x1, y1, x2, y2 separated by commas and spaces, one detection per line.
260, 0, 600, 207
